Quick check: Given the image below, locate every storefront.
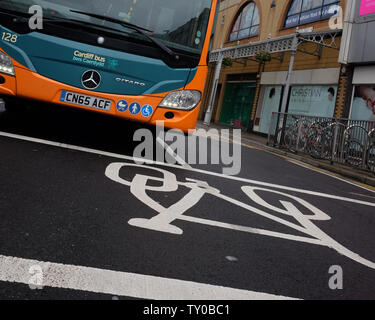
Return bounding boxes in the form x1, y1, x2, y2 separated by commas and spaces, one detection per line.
219, 81, 256, 129
288, 85, 337, 117
256, 85, 283, 134
253, 68, 340, 134
217, 73, 258, 130
350, 66, 375, 122
202, 0, 345, 130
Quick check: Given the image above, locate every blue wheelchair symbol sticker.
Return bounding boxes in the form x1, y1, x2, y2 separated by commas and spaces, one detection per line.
141, 105, 153, 117
129, 102, 141, 115
116, 100, 128, 112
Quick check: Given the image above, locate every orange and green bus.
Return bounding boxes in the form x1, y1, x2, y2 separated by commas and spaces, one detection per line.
0, 0, 218, 132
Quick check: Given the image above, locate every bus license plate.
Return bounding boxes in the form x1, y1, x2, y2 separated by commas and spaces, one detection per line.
60, 91, 112, 111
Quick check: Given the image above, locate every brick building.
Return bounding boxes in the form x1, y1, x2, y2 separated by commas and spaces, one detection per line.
201, 0, 347, 134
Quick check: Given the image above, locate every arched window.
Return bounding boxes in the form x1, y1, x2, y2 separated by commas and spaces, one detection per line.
284, 0, 340, 28
229, 2, 260, 42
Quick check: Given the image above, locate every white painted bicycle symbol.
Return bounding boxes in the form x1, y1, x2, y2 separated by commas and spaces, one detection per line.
105, 162, 375, 270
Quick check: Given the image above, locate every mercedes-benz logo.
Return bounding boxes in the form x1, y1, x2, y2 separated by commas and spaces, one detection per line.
81, 70, 101, 90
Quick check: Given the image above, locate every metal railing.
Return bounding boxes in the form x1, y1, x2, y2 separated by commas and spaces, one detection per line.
268, 112, 375, 173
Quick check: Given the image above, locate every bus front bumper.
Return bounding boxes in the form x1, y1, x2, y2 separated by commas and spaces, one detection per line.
0, 65, 201, 133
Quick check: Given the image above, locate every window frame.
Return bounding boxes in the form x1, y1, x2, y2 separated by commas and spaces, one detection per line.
283, 0, 341, 29
228, 1, 260, 42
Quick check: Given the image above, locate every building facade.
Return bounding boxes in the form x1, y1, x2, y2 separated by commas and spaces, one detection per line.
201, 0, 348, 134
339, 0, 375, 122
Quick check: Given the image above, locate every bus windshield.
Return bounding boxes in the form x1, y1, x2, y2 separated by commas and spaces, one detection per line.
0, 0, 212, 55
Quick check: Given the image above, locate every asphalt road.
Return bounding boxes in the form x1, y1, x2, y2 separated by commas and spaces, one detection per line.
0, 101, 375, 300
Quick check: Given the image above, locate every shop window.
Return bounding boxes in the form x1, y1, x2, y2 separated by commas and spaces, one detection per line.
351, 86, 375, 121
284, 0, 340, 29
229, 2, 260, 42
257, 86, 283, 134
288, 85, 337, 117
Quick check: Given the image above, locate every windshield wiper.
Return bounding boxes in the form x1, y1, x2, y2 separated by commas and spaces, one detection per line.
70, 10, 179, 60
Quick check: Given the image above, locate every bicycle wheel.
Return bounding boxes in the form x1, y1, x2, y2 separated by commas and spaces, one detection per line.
344, 140, 365, 167
284, 129, 298, 152
297, 132, 309, 152
315, 128, 334, 160
305, 128, 322, 158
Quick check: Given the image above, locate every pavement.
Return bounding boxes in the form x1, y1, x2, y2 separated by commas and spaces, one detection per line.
0, 102, 375, 300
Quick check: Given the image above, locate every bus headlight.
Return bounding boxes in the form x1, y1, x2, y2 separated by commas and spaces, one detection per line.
0, 52, 15, 76
159, 90, 201, 110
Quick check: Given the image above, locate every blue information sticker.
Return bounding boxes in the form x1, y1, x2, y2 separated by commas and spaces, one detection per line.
60, 91, 67, 102
129, 102, 141, 115
141, 105, 154, 117
116, 100, 128, 112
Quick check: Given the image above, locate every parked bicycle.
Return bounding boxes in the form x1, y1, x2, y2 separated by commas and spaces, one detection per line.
269, 113, 375, 173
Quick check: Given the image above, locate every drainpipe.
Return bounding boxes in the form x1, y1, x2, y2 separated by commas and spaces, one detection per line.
204, 52, 223, 125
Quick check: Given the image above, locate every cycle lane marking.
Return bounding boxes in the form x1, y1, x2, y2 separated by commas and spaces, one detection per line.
0, 255, 298, 300
106, 163, 375, 271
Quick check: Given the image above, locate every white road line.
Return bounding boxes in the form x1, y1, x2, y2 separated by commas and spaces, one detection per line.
349, 192, 375, 200
180, 215, 324, 246
0, 131, 374, 207
156, 136, 192, 169
0, 255, 298, 300
287, 159, 375, 193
